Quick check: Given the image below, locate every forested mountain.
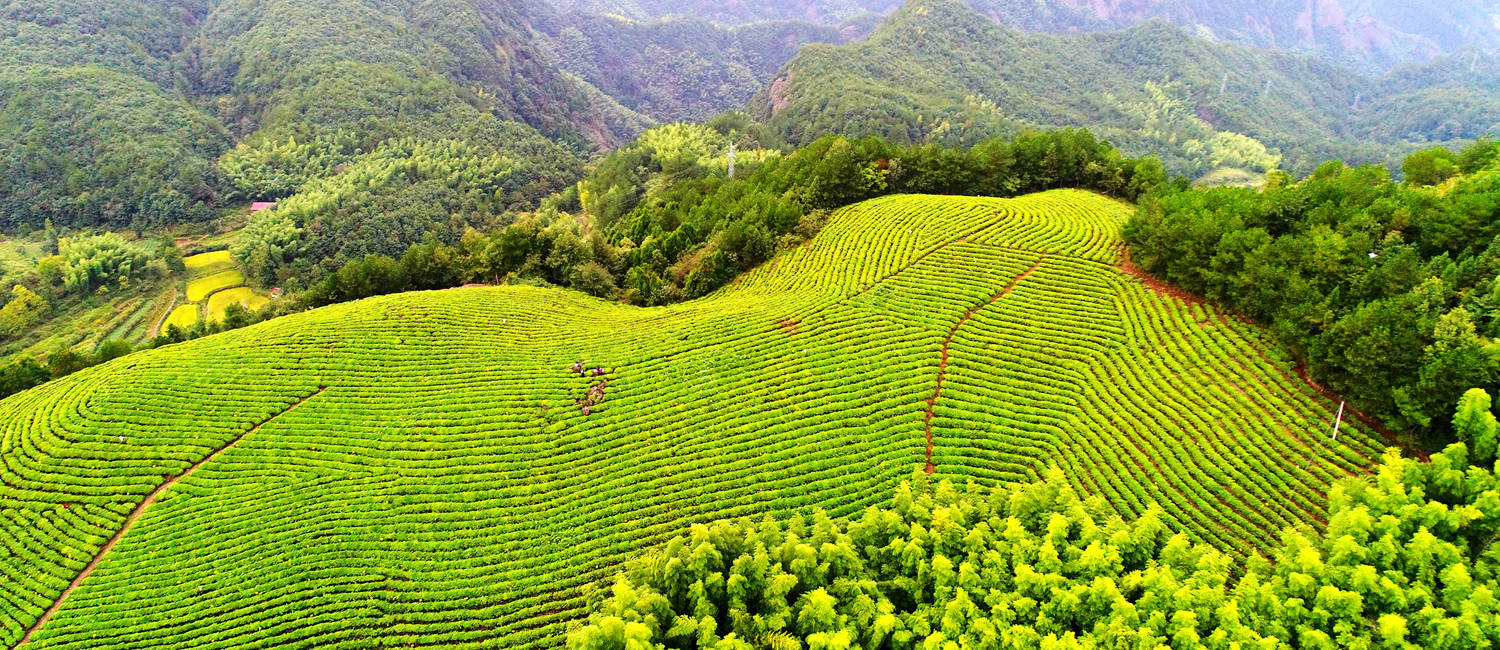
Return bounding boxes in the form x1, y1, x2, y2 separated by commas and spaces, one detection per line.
534, 13, 860, 124
545, 0, 1500, 72
180, 0, 620, 147
965, 0, 1500, 74
0, 1, 227, 229
6, 0, 1493, 232
0, 0, 636, 231
749, 0, 1500, 178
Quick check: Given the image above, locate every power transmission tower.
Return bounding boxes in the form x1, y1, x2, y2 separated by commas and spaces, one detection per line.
1218, 73, 1228, 97
727, 141, 737, 179
1261, 80, 1272, 101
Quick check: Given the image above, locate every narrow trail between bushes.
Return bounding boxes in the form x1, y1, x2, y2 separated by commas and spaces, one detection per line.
147, 286, 179, 340
922, 259, 1044, 473
12, 387, 328, 650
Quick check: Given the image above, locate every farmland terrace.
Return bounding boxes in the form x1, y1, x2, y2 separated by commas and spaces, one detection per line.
0, 190, 1383, 648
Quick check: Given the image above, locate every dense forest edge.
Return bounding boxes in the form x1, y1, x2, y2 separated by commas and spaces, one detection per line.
1126, 139, 1500, 448
569, 428, 1500, 649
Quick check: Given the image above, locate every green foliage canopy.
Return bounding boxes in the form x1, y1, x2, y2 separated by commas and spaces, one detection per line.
1124, 139, 1500, 442
572, 442, 1500, 649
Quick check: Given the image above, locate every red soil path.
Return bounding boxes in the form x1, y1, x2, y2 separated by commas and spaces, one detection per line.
922, 259, 1045, 473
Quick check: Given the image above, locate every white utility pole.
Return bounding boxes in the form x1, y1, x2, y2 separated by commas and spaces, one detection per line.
1331, 401, 1345, 442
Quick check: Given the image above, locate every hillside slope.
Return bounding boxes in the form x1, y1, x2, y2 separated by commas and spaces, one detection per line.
0, 0, 625, 230
1, 191, 1386, 647
534, 13, 855, 124
751, 0, 1500, 177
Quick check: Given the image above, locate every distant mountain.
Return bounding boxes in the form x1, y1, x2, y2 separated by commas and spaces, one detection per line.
0, 0, 635, 229
748, 0, 1500, 177
534, 13, 861, 124
546, 0, 1500, 72
1012, 0, 1500, 73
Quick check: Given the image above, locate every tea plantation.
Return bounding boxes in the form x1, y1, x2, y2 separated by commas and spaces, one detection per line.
0, 191, 1386, 648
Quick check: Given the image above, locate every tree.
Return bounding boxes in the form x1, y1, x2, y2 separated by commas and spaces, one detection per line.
1455, 388, 1498, 467
0, 357, 49, 399
94, 340, 135, 365
626, 266, 664, 305
220, 303, 253, 330
46, 349, 92, 378
570, 261, 618, 299
0, 285, 48, 336
1404, 148, 1461, 186
571, 449, 1500, 650
43, 218, 59, 256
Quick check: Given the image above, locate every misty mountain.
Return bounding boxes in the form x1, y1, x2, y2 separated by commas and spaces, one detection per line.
747, 0, 1500, 176
545, 0, 1500, 72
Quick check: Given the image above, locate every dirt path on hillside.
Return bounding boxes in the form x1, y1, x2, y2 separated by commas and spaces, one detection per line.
922, 259, 1045, 473
13, 387, 327, 649
147, 286, 179, 340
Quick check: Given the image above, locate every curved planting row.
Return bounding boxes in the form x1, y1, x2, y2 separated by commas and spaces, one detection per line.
0, 191, 1383, 648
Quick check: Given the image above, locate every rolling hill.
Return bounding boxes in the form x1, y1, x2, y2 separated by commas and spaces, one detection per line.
1, 190, 1388, 647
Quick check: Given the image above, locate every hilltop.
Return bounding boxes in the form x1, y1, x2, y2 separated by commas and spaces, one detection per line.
1, 190, 1385, 647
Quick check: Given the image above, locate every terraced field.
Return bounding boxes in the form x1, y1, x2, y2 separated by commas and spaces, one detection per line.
0, 190, 1386, 648
206, 288, 269, 321
158, 253, 271, 332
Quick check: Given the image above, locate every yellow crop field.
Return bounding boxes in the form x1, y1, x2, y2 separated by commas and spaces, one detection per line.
182, 250, 234, 272
206, 287, 268, 320
163, 304, 200, 330
185, 269, 245, 301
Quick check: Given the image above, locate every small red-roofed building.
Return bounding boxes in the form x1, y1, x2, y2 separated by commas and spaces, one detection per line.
250, 202, 278, 212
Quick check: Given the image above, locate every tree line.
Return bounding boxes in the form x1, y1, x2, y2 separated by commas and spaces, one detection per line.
292, 123, 1165, 309
570, 391, 1500, 649
1125, 139, 1500, 445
